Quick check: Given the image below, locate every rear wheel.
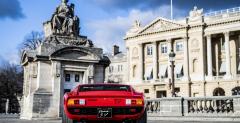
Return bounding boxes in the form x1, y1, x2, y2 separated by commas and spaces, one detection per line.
62, 111, 74, 123
135, 110, 147, 123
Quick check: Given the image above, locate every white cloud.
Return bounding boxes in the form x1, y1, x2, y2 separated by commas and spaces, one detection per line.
86, 5, 186, 53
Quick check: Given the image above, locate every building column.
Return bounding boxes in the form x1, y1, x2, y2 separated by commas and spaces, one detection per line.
224, 32, 231, 77
167, 39, 173, 81
207, 35, 213, 77
138, 44, 144, 82
153, 42, 158, 81
183, 37, 190, 81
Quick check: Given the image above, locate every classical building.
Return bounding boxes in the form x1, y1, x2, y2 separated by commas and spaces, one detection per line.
124, 6, 240, 99
20, 0, 109, 119
105, 45, 128, 83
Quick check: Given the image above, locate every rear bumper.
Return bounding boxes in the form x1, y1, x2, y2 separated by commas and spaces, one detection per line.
64, 107, 145, 121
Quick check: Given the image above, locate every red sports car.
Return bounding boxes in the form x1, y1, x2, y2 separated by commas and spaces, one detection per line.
62, 84, 147, 123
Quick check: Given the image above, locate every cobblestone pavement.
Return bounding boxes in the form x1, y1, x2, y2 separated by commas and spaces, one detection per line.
0, 119, 239, 123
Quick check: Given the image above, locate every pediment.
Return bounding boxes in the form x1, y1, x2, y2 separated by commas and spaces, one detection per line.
51, 47, 100, 61
139, 17, 184, 34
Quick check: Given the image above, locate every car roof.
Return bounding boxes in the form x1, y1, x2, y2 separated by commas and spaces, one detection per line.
79, 83, 130, 87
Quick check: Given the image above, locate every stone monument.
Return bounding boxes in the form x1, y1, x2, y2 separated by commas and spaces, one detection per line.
20, 0, 110, 120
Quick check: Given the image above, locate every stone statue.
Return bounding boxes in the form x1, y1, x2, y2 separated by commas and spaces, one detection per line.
189, 6, 203, 18
133, 20, 141, 28
51, 0, 80, 36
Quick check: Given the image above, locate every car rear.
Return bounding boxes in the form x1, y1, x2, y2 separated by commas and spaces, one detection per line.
63, 84, 146, 123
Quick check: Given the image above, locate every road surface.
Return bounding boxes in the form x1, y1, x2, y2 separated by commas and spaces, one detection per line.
0, 119, 239, 123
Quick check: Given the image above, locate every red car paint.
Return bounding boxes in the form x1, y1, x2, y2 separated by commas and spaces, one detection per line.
63, 84, 145, 122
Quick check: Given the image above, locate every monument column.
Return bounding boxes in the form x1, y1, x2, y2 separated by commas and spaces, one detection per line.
138, 44, 144, 82
152, 42, 158, 81
224, 32, 231, 77
207, 35, 213, 77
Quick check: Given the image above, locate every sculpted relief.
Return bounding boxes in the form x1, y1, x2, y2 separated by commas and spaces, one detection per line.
191, 39, 199, 49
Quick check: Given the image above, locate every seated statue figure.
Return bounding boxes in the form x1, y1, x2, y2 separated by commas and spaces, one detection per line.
51, 0, 79, 36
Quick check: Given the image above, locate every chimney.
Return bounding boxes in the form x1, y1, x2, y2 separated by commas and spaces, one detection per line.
112, 45, 120, 56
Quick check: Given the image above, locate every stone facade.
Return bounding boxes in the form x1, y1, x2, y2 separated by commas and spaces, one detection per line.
124, 6, 240, 99
105, 45, 128, 83
20, 0, 109, 120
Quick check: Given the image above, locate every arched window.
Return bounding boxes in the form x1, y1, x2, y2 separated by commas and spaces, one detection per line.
133, 65, 137, 78
213, 87, 225, 96
232, 86, 240, 96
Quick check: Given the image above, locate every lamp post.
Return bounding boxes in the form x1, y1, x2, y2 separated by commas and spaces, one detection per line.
169, 49, 176, 97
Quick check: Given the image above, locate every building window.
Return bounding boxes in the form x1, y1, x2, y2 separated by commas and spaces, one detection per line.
109, 67, 112, 73
109, 66, 114, 73
145, 66, 153, 80
118, 65, 123, 72
176, 42, 183, 52
161, 44, 168, 54
175, 63, 183, 78
232, 87, 240, 96
156, 91, 166, 98
75, 74, 79, 82
147, 46, 153, 56
213, 87, 225, 96
159, 65, 168, 78
65, 74, 70, 82
144, 89, 149, 94
175, 88, 180, 97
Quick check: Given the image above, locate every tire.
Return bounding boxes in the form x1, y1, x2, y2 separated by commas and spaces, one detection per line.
136, 110, 147, 123
62, 110, 74, 123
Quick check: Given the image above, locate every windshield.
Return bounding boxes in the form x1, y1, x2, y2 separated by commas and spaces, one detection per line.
79, 85, 131, 92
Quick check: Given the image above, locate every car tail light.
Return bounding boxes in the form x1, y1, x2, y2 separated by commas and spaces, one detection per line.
79, 99, 85, 105
126, 99, 131, 105
67, 99, 85, 106
126, 99, 143, 105
67, 99, 75, 106
131, 100, 136, 105
136, 99, 143, 105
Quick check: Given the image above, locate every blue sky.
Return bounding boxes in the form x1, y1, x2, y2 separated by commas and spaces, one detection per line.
0, 0, 240, 64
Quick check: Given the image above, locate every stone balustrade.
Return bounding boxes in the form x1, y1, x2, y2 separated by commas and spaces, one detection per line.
146, 96, 240, 120
185, 96, 234, 117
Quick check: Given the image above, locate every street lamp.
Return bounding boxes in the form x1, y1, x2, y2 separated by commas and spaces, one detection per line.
169, 49, 176, 97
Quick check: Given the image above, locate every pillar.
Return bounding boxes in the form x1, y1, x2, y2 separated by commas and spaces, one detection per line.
153, 42, 158, 81
138, 44, 144, 82
183, 37, 190, 81
224, 32, 231, 77
207, 35, 213, 77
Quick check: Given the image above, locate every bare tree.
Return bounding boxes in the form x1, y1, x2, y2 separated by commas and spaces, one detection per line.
19, 31, 44, 51
0, 60, 23, 113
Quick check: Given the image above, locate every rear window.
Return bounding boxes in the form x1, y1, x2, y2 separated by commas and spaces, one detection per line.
79, 85, 131, 92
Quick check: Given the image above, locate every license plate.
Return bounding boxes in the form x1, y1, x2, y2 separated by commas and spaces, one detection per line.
97, 108, 112, 118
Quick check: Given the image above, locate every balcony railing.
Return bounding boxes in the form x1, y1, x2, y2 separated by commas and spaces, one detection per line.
205, 7, 240, 17
204, 7, 240, 21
